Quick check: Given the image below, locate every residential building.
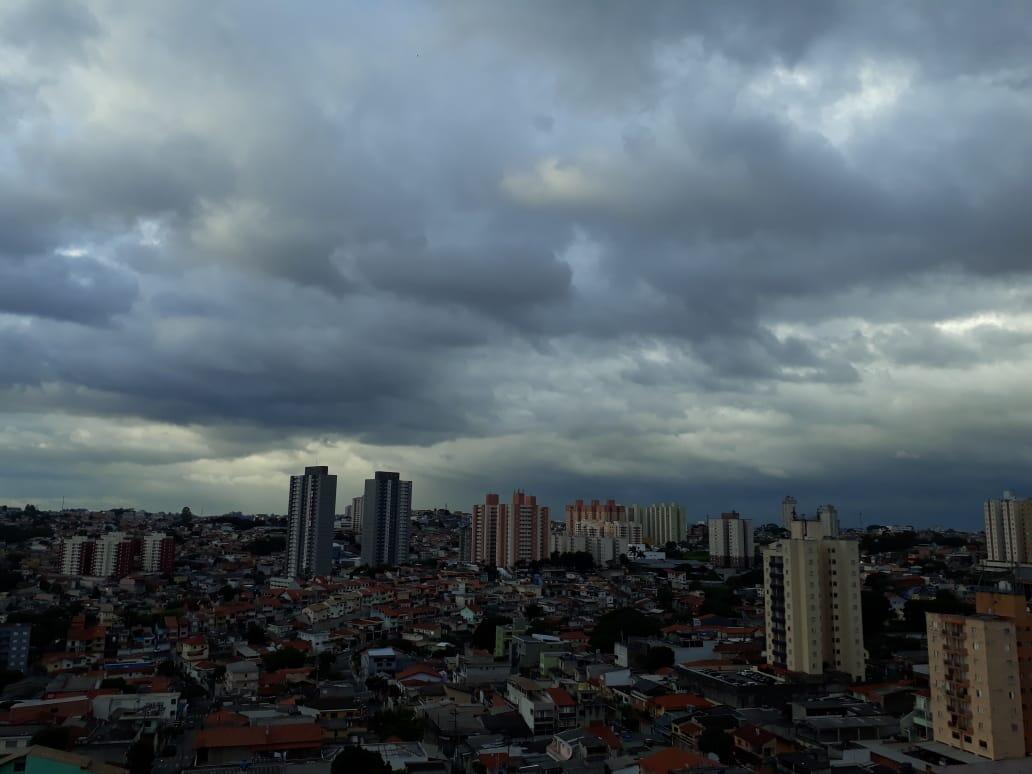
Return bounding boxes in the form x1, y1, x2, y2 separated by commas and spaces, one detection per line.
984, 492, 1032, 563
351, 495, 364, 534
574, 520, 642, 543
708, 511, 753, 568
816, 504, 840, 537
762, 519, 865, 680
926, 591, 1032, 760
781, 495, 798, 529
141, 532, 175, 573
626, 503, 687, 545
287, 465, 337, 579
565, 499, 624, 536
550, 533, 628, 566
59, 536, 95, 576
0, 625, 31, 673
361, 471, 412, 567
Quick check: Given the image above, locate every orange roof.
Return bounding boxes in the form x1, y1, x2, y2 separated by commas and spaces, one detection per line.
204, 709, 249, 728
639, 747, 719, 774
585, 722, 621, 750
649, 693, 711, 711
546, 687, 576, 707
194, 723, 324, 750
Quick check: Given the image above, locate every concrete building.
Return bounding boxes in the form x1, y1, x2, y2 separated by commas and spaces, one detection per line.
361, 471, 412, 567
351, 495, 364, 535
626, 503, 687, 546
781, 496, 798, 529
471, 491, 549, 568
141, 533, 175, 574
0, 625, 31, 673
574, 520, 642, 543
59, 536, 95, 576
708, 511, 754, 568
61, 533, 140, 579
816, 504, 840, 537
565, 499, 624, 535
550, 533, 628, 566
286, 466, 337, 579
762, 519, 865, 681
984, 492, 1032, 564
926, 591, 1032, 760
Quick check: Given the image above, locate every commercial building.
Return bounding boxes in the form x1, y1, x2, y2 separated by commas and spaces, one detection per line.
984, 492, 1032, 564
471, 491, 549, 568
708, 512, 753, 568
926, 591, 1032, 760
565, 499, 625, 536
626, 503, 687, 546
286, 466, 337, 579
361, 471, 412, 567
762, 519, 865, 681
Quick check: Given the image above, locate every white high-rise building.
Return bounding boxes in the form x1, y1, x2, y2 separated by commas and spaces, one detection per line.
984, 492, 1032, 564
626, 503, 686, 546
816, 504, 839, 537
361, 471, 412, 567
708, 512, 754, 568
781, 496, 798, 528
351, 495, 365, 535
287, 466, 337, 579
141, 533, 175, 573
763, 519, 866, 681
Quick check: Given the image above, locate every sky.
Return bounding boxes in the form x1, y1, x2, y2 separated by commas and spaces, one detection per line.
2, 1, 1031, 528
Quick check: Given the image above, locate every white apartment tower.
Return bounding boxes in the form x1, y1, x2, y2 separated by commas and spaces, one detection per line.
626, 503, 687, 546
708, 511, 754, 568
287, 466, 337, 579
984, 492, 1032, 564
781, 495, 798, 528
763, 519, 866, 681
816, 504, 840, 537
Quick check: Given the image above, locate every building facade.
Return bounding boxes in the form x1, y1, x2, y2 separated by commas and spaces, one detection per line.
708, 512, 754, 568
762, 519, 865, 680
471, 491, 549, 568
361, 471, 412, 567
59, 533, 146, 579
626, 503, 687, 546
286, 466, 337, 579
815, 504, 839, 537
984, 492, 1032, 564
926, 591, 1032, 760
565, 499, 625, 536
0, 624, 31, 673
351, 495, 365, 535
141, 533, 175, 573
781, 496, 798, 529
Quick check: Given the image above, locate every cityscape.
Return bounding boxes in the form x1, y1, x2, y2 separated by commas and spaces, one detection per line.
0, 473, 1028, 773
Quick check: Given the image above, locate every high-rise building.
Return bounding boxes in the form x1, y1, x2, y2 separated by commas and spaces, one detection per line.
574, 519, 643, 543
565, 499, 625, 536
984, 492, 1032, 564
781, 496, 798, 528
94, 533, 141, 579
550, 533, 628, 566
816, 504, 839, 537
361, 471, 412, 567
927, 590, 1032, 760
141, 533, 175, 574
351, 495, 365, 535
762, 519, 865, 680
626, 503, 687, 546
472, 491, 549, 568
60, 536, 96, 576
0, 624, 31, 673
708, 512, 754, 568
287, 466, 337, 579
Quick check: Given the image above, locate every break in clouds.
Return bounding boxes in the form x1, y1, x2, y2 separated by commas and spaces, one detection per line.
2, 1, 1032, 525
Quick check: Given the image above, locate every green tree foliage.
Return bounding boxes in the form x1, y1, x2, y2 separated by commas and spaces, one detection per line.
370, 708, 425, 741
332, 746, 390, 774
246, 622, 267, 645
245, 535, 286, 556
524, 603, 544, 620
126, 735, 154, 774
550, 551, 595, 573
645, 645, 675, 671
263, 646, 307, 671
698, 585, 737, 617
861, 590, 892, 643
589, 608, 661, 652
472, 615, 511, 650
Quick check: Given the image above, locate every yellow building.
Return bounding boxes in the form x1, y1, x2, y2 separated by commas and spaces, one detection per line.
762, 519, 865, 680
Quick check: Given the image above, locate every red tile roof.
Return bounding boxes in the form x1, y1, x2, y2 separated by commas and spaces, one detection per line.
639, 747, 719, 773
194, 723, 324, 751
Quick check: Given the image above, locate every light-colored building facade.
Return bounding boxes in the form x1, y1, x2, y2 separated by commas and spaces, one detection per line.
361, 471, 412, 567
550, 534, 629, 566
708, 511, 753, 568
472, 491, 550, 568
816, 504, 839, 537
351, 495, 364, 535
984, 492, 1032, 564
781, 495, 798, 529
762, 519, 865, 681
565, 499, 625, 536
574, 520, 642, 543
626, 503, 687, 546
286, 466, 337, 579
141, 532, 175, 573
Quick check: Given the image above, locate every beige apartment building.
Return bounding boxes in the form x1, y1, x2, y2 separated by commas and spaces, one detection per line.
762, 519, 865, 681
926, 590, 1032, 760
984, 492, 1032, 564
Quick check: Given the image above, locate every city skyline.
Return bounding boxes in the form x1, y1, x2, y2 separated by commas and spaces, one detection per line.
4, 3, 1032, 528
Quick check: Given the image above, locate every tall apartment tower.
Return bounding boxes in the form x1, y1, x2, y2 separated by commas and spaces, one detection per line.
141, 533, 175, 573
60, 536, 97, 576
351, 495, 365, 535
361, 471, 412, 567
565, 499, 625, 535
472, 491, 549, 568
927, 590, 1032, 760
781, 496, 798, 528
816, 504, 840, 537
287, 466, 337, 579
708, 511, 754, 568
626, 503, 687, 546
984, 492, 1032, 563
762, 519, 865, 680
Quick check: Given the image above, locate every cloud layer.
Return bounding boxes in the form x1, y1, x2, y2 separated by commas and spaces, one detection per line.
2, 1, 1032, 526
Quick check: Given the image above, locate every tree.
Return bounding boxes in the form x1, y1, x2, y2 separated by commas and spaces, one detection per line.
524, 603, 544, 620
472, 615, 510, 651
370, 708, 425, 741
861, 590, 892, 643
901, 590, 974, 634
589, 608, 661, 653
657, 583, 674, 610
332, 747, 390, 774
645, 645, 675, 671
219, 585, 238, 603
263, 646, 307, 671
698, 585, 737, 617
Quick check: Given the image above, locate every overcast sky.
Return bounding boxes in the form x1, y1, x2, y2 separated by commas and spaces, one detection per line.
2, 2, 1031, 527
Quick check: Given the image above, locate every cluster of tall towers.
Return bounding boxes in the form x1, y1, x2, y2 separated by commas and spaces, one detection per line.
285, 466, 412, 578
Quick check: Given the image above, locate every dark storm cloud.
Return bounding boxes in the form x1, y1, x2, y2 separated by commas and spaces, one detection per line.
1, 1, 1031, 524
